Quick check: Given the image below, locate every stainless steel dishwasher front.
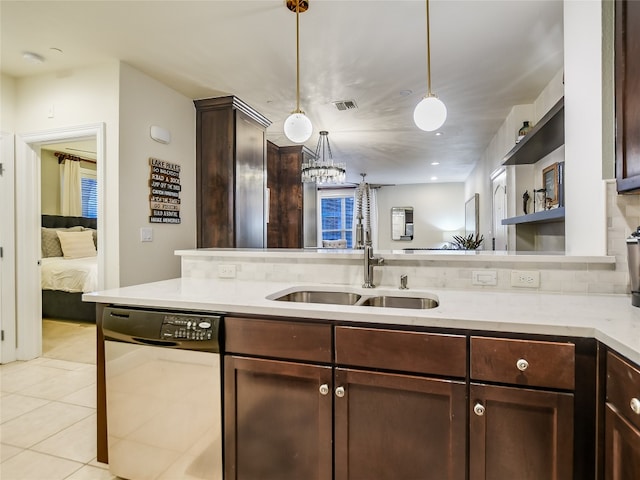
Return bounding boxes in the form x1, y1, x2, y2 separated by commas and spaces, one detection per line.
102, 306, 223, 480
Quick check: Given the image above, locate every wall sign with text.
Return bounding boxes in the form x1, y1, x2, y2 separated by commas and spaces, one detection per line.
148, 157, 181, 224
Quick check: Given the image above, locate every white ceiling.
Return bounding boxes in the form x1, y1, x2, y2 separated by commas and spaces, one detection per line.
1, 0, 564, 185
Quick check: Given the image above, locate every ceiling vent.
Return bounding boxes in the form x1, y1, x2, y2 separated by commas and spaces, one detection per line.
332, 100, 358, 111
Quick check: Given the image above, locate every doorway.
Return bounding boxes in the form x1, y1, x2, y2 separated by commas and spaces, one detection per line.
492, 169, 508, 251
12, 124, 105, 362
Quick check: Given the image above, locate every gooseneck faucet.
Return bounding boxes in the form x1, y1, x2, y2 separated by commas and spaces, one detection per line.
363, 245, 384, 288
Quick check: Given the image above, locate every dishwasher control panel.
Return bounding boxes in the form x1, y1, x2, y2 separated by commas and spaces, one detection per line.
161, 314, 214, 341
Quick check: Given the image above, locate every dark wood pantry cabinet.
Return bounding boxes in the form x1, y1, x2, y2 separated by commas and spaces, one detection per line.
194, 96, 271, 248
266, 142, 315, 248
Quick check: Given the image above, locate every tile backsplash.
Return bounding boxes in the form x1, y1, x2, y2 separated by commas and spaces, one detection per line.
182, 181, 638, 296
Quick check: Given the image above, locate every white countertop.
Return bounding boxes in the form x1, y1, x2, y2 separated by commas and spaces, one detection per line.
84, 277, 640, 364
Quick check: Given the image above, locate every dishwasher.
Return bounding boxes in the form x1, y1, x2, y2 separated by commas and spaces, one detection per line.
102, 306, 223, 480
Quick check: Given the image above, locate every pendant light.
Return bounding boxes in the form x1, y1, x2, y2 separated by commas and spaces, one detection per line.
301, 131, 346, 184
414, 0, 447, 131
284, 0, 313, 143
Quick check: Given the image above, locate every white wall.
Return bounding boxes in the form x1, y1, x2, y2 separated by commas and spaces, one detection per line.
564, 0, 606, 255
377, 183, 465, 250
15, 62, 121, 288
1, 73, 17, 131
118, 63, 196, 286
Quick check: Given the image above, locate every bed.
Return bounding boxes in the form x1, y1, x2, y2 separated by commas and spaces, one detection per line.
41, 214, 98, 322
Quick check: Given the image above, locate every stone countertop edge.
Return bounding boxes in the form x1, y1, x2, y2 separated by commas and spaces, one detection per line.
175, 248, 616, 264
83, 277, 640, 365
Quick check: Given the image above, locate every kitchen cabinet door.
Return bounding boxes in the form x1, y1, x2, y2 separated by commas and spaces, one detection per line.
615, 0, 640, 192
605, 403, 640, 480
334, 367, 466, 480
224, 356, 333, 480
469, 383, 574, 480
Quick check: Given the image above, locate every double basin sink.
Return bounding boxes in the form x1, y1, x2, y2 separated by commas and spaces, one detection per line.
269, 288, 439, 310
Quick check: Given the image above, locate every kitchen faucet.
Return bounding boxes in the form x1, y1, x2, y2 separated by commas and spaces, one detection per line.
363, 245, 384, 288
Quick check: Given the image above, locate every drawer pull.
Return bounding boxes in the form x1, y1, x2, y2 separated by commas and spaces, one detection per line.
473, 402, 485, 416
335, 386, 345, 398
516, 358, 529, 371
631, 397, 640, 415
319, 384, 329, 396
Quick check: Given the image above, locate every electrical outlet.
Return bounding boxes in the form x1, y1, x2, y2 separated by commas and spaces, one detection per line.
510, 270, 540, 288
218, 264, 236, 279
472, 270, 497, 286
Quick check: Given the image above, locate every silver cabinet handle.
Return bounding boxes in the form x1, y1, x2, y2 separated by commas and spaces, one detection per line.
319, 384, 329, 396
335, 386, 345, 398
474, 402, 485, 416
631, 397, 640, 415
516, 358, 529, 371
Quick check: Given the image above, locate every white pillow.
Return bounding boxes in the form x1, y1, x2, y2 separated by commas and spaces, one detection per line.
56, 230, 97, 259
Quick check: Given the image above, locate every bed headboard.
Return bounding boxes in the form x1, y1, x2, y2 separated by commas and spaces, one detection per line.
42, 215, 97, 230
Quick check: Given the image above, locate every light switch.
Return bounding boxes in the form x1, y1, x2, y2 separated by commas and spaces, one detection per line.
140, 227, 153, 242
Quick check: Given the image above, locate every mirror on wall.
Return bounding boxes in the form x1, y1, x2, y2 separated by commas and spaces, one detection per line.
391, 207, 414, 241
465, 194, 479, 237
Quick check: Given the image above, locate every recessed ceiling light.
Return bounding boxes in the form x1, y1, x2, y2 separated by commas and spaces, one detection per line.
49, 47, 63, 54
399, 90, 412, 97
22, 51, 45, 64
430, 176, 438, 181
431, 161, 440, 166
435, 132, 443, 136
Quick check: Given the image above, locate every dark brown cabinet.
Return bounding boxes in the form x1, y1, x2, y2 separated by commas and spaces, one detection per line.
224, 356, 333, 480
224, 317, 333, 480
615, 0, 640, 192
605, 351, 640, 479
469, 336, 577, 479
266, 142, 315, 248
469, 384, 574, 480
334, 326, 467, 480
334, 368, 466, 480
224, 319, 467, 480
195, 96, 271, 247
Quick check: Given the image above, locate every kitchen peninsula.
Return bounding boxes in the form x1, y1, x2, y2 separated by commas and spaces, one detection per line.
85, 248, 640, 480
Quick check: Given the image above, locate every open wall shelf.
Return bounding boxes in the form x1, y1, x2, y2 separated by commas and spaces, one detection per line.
501, 207, 565, 226
502, 97, 564, 166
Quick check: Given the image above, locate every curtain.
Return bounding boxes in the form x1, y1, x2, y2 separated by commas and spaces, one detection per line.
60, 159, 82, 216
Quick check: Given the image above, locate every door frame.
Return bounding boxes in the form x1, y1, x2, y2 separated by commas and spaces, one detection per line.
491, 167, 508, 251
14, 123, 105, 361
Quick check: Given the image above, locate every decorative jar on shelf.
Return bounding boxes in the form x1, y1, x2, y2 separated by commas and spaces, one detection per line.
516, 121, 532, 143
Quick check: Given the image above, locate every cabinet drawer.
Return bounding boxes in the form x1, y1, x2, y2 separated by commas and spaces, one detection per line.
607, 351, 640, 430
470, 336, 575, 390
224, 317, 332, 363
335, 326, 466, 378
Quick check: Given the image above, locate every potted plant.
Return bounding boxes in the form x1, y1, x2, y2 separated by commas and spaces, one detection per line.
452, 233, 484, 250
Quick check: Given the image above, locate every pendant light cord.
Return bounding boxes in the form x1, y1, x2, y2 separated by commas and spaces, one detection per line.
295, 1, 301, 113
426, 0, 432, 96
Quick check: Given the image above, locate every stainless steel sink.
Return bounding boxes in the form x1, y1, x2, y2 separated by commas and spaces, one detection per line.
273, 290, 362, 305
359, 295, 439, 309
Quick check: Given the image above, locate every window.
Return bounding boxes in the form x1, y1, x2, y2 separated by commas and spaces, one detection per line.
318, 190, 354, 247
80, 168, 97, 218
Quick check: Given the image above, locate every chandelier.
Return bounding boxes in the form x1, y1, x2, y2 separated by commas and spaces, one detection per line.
301, 131, 346, 184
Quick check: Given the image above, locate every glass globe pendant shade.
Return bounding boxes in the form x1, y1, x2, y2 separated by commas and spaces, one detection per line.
413, 95, 447, 131
284, 112, 313, 143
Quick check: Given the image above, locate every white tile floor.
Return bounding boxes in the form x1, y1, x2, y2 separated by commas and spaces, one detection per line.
1, 320, 119, 480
